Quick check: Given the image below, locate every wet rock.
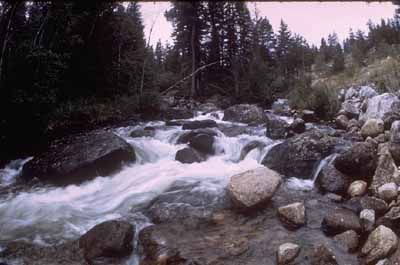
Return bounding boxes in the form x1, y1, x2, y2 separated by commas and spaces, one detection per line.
277, 243, 300, 264
310, 244, 338, 265
182, 119, 218, 130
265, 114, 288, 139
360, 93, 400, 121
239, 141, 266, 161
360, 209, 376, 232
378, 183, 398, 203
334, 141, 377, 178
333, 230, 359, 252
300, 110, 317, 123
288, 118, 306, 134
175, 148, 204, 164
272, 99, 291, 115
228, 167, 281, 210
361, 196, 389, 216
317, 164, 351, 195
21, 131, 136, 185
223, 104, 265, 125
361, 119, 385, 138
262, 130, 341, 179
79, 220, 134, 263
147, 180, 228, 227
277, 202, 306, 228
347, 180, 368, 197
335, 115, 349, 130
380, 206, 400, 231
218, 125, 251, 137
361, 225, 398, 264
189, 134, 215, 155
176, 128, 218, 144
322, 208, 361, 236
130, 127, 156, 138
371, 144, 400, 194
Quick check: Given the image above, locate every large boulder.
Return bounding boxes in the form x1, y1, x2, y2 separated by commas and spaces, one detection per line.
317, 164, 351, 195
175, 148, 205, 164
359, 85, 378, 99
361, 119, 384, 138
21, 131, 136, 185
341, 99, 361, 119
182, 120, 218, 130
79, 220, 134, 263
228, 167, 282, 210
321, 208, 361, 236
389, 121, 400, 165
223, 104, 265, 125
265, 114, 288, 139
360, 93, 400, 121
361, 225, 398, 264
333, 141, 377, 178
176, 128, 218, 144
262, 130, 341, 179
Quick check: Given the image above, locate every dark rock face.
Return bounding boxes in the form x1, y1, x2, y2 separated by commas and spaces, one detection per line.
317, 164, 351, 195
300, 110, 317, 123
383, 111, 400, 130
79, 220, 134, 263
265, 114, 288, 139
360, 196, 388, 216
223, 104, 265, 125
175, 148, 204, 164
262, 130, 341, 179
288, 118, 306, 134
271, 99, 290, 115
189, 134, 215, 155
182, 120, 218, 130
334, 141, 377, 178
21, 131, 136, 185
321, 208, 361, 236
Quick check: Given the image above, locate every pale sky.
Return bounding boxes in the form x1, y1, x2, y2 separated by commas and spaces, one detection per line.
140, 2, 397, 47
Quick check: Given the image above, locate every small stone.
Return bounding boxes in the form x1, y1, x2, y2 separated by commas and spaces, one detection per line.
310, 244, 338, 265
360, 209, 375, 232
322, 208, 361, 236
348, 180, 368, 197
361, 225, 398, 264
333, 230, 359, 252
378, 183, 398, 203
361, 196, 388, 216
277, 243, 300, 264
278, 202, 306, 228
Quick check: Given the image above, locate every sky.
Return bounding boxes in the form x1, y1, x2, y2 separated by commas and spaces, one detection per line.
140, 2, 397, 47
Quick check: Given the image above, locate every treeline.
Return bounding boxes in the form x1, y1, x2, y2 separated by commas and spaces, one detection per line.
0, 2, 155, 161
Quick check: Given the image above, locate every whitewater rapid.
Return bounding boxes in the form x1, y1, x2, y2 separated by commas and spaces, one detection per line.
0, 110, 326, 264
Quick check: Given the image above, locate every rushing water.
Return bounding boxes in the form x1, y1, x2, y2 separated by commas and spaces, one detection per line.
0, 109, 331, 263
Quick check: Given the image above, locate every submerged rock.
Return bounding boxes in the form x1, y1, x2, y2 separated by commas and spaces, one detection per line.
322, 208, 361, 236
228, 167, 281, 210
277, 243, 300, 264
333, 230, 359, 252
310, 244, 338, 265
223, 104, 265, 125
361, 225, 398, 264
79, 220, 134, 263
21, 131, 136, 185
277, 202, 306, 228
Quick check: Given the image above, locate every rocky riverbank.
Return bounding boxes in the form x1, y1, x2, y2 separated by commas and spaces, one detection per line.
1, 86, 400, 264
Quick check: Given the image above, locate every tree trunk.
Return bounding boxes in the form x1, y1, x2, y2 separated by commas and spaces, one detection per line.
0, 2, 19, 85
190, 17, 197, 99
